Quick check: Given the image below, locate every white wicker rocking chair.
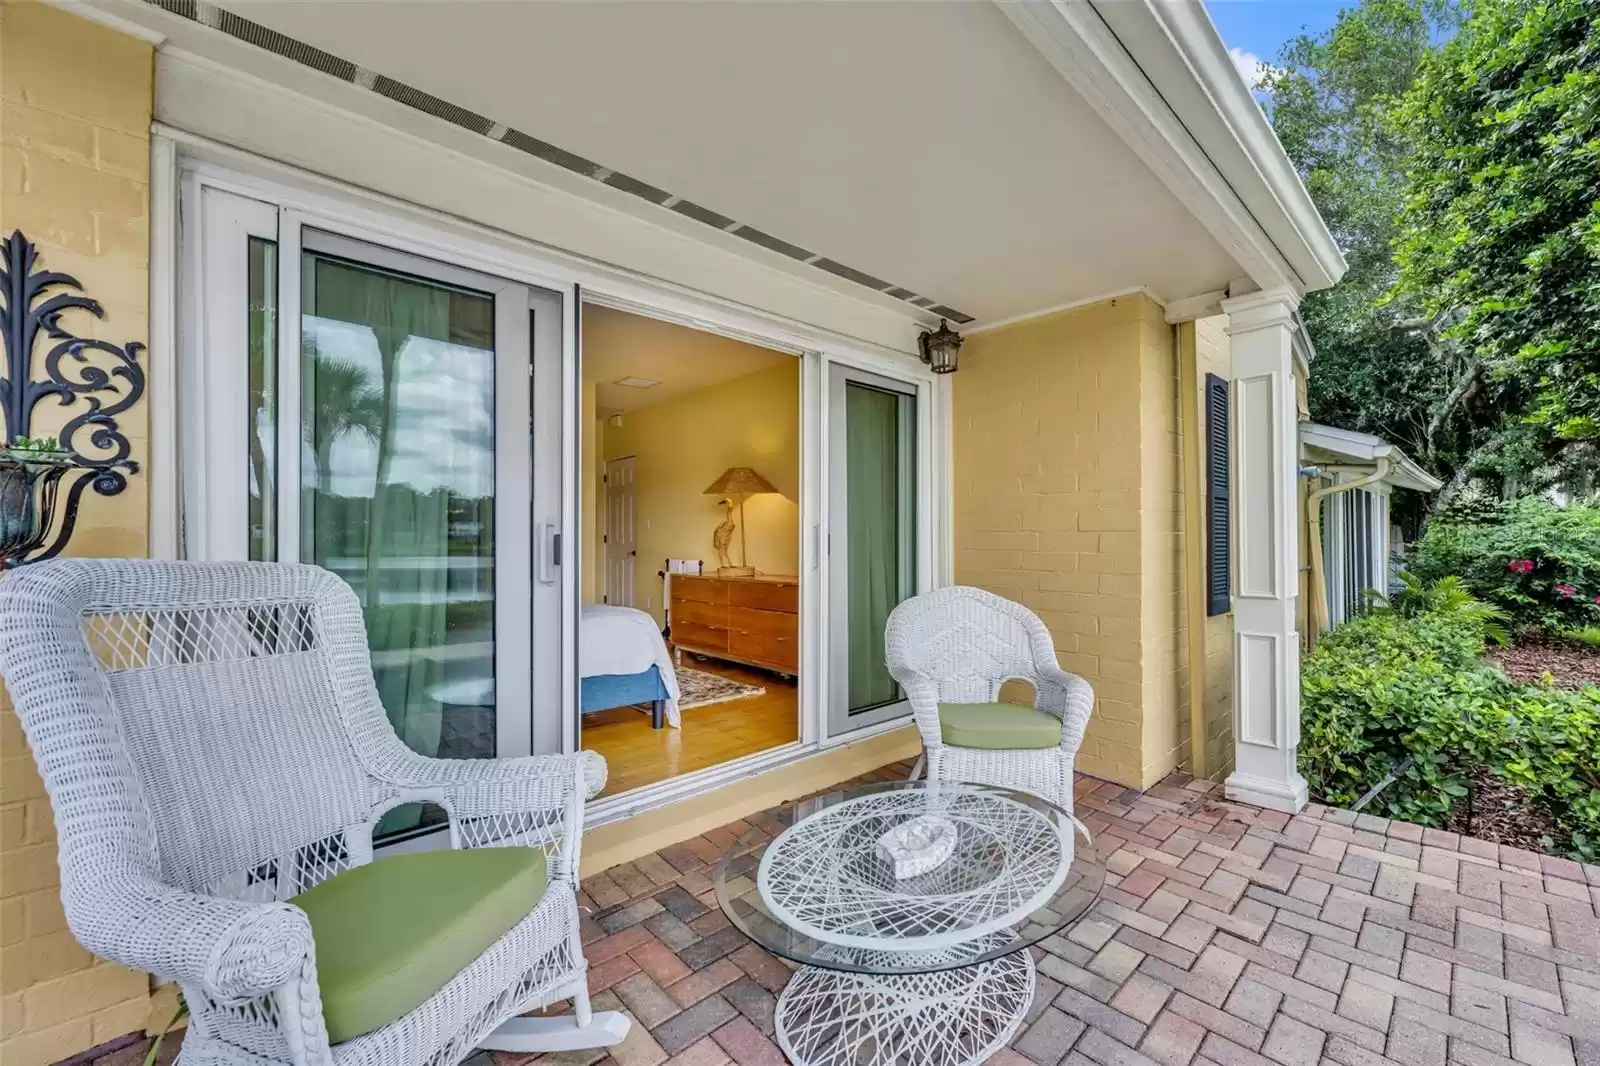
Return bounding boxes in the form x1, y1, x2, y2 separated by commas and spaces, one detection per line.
0, 559, 628, 1065
884, 586, 1094, 814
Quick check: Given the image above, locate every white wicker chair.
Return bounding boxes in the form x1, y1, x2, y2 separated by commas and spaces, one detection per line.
884, 586, 1093, 814
0, 559, 628, 1065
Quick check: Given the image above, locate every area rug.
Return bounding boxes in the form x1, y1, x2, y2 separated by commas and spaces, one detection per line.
676, 665, 765, 710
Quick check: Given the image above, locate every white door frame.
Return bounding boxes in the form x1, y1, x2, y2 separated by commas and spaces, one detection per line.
161, 149, 950, 823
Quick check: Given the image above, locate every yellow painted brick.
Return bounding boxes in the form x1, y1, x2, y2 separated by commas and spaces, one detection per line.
0, 806, 23, 851
24, 889, 66, 939
22, 964, 146, 1033
0, 102, 95, 167
94, 125, 148, 182
91, 995, 150, 1043
0, 844, 56, 899
9, 930, 94, 989
0, 1013, 93, 1066
0, 989, 22, 1040
0, 1, 153, 134
22, 801, 53, 845
0, 897, 23, 947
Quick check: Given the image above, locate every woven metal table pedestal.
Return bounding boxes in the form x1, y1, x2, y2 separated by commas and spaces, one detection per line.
773, 939, 1035, 1066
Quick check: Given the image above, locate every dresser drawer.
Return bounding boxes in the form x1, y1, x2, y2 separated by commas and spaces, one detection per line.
728, 605, 791, 640
728, 580, 798, 614
672, 576, 727, 604
672, 620, 730, 652
730, 629, 797, 673
672, 599, 727, 629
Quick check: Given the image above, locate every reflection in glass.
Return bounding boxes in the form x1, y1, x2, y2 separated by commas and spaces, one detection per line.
299, 251, 497, 818
845, 382, 916, 712
247, 238, 278, 562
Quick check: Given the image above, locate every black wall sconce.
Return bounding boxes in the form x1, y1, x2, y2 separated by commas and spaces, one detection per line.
1, 230, 145, 570
917, 318, 963, 374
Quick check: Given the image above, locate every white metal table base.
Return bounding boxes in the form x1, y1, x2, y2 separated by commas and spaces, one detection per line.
773, 949, 1035, 1066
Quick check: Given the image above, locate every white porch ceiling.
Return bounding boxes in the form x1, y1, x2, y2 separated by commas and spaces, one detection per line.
172, 0, 1246, 327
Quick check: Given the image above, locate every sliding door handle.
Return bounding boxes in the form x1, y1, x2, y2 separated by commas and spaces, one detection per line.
538, 523, 558, 585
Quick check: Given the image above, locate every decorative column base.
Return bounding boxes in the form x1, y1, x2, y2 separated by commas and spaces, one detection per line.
1225, 770, 1308, 814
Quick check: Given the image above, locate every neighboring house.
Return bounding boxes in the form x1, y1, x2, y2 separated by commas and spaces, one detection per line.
0, 1, 1347, 1061
1301, 424, 1444, 634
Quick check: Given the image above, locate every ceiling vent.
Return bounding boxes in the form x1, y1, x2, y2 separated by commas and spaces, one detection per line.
146, 0, 975, 325
613, 377, 661, 389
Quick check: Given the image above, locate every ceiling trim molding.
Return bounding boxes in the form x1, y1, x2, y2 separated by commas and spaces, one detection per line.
997, 0, 1345, 298
44, 0, 167, 43
963, 285, 1154, 336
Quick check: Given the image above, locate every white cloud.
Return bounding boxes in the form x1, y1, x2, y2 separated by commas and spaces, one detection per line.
1228, 46, 1276, 89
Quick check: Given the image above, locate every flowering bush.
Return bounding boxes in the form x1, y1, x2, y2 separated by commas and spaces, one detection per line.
1412, 498, 1600, 635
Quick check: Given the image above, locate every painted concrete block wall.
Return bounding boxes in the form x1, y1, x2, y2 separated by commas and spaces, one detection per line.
1193, 315, 1236, 779
952, 295, 1185, 788
0, 4, 155, 1062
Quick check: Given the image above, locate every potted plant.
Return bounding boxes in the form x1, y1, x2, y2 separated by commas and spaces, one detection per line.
0, 435, 74, 465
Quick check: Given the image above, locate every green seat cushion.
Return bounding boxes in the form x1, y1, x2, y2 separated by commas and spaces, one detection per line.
939, 702, 1063, 750
291, 846, 548, 1043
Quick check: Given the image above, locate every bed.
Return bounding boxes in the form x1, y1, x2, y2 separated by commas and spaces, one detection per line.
579, 604, 681, 730
428, 606, 680, 743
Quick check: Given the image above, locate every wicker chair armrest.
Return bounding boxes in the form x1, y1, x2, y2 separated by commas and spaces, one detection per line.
1035, 666, 1094, 756
893, 670, 945, 749
391, 751, 605, 877
398, 750, 608, 812
66, 873, 311, 1005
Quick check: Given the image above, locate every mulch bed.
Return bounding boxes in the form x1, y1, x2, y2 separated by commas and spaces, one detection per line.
1491, 635, 1600, 689
1444, 764, 1562, 853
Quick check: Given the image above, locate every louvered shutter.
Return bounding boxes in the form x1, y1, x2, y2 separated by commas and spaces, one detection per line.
1205, 373, 1231, 616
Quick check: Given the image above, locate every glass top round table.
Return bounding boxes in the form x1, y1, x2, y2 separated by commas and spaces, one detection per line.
712, 780, 1104, 977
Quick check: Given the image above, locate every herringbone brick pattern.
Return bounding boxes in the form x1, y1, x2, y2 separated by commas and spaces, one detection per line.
81, 762, 1600, 1066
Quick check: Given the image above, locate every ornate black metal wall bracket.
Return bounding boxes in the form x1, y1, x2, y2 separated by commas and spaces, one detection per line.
1, 230, 145, 569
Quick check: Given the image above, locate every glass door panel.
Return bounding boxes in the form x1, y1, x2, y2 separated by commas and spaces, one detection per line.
828, 367, 919, 736
299, 249, 499, 764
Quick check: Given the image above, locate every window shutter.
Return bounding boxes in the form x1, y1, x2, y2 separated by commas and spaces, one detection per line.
1204, 373, 1231, 616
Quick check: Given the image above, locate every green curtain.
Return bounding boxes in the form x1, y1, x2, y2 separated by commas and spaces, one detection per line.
300, 256, 461, 763
845, 384, 915, 711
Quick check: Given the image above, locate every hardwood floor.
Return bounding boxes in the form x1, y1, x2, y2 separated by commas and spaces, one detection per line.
583, 658, 799, 797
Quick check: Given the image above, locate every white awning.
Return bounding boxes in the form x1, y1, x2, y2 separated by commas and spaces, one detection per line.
1301, 424, 1444, 493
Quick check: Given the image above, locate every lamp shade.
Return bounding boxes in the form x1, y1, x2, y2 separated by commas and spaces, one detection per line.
703, 466, 779, 497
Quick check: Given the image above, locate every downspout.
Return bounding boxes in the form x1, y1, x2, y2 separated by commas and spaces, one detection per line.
1306, 457, 1391, 643
1176, 323, 1209, 779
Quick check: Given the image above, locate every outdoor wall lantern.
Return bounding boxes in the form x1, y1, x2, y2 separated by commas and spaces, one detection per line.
1, 230, 144, 570
917, 318, 963, 374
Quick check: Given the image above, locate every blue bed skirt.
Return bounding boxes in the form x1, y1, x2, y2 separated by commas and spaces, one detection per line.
581, 665, 669, 728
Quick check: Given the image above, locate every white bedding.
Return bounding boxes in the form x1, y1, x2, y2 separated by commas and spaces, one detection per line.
581, 604, 681, 727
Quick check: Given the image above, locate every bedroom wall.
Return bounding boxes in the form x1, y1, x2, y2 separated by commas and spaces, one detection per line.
581, 380, 599, 602
602, 359, 800, 625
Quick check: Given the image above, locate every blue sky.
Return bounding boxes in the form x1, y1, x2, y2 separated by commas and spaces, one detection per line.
1205, 1, 1348, 84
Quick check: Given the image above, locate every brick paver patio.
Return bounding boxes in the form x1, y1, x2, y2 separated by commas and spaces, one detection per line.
87, 761, 1600, 1066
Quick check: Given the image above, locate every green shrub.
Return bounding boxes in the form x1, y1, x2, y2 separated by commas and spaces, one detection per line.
1411, 498, 1600, 635
1300, 599, 1600, 860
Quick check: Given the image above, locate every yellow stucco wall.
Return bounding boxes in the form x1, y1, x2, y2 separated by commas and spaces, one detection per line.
953, 295, 1187, 788
1192, 315, 1236, 780
600, 360, 800, 624
0, 3, 155, 1062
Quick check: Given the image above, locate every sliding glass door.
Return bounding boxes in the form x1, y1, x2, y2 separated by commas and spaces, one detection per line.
827, 366, 920, 736
187, 187, 567, 831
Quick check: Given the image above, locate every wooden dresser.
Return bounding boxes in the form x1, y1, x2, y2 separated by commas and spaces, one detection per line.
669, 574, 799, 676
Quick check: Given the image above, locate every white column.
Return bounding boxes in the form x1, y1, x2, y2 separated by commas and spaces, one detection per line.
1221, 288, 1308, 813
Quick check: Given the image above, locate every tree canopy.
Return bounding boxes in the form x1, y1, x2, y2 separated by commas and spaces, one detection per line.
1257, 0, 1598, 523
1391, 0, 1599, 460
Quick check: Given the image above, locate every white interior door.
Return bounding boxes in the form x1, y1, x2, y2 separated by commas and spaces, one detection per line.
604, 456, 638, 607
827, 365, 924, 737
